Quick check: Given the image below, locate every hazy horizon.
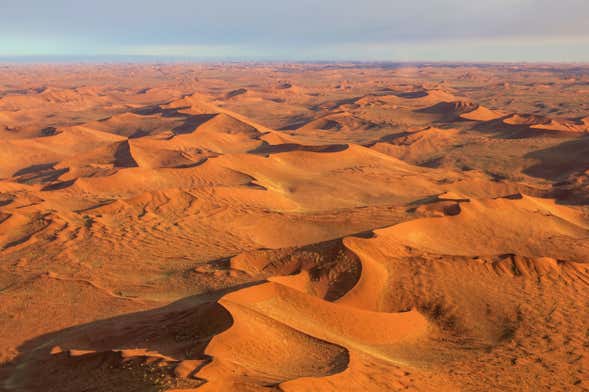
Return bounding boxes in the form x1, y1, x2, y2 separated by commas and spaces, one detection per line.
3, 0, 589, 62
2, 56, 589, 64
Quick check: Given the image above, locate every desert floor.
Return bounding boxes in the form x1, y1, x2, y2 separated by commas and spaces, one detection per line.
0, 63, 588, 391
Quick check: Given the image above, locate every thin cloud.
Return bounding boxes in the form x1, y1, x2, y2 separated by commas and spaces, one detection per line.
2, 0, 589, 60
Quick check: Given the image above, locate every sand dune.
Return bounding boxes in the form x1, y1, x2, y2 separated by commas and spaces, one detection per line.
1, 63, 588, 392
87, 112, 186, 138
298, 112, 380, 132
377, 193, 589, 260
396, 88, 458, 103
371, 126, 461, 165
198, 281, 429, 389
459, 105, 504, 121
503, 114, 587, 133
418, 100, 478, 115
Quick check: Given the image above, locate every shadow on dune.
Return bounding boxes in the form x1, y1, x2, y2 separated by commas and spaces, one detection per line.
363, 130, 414, 147
416, 101, 477, 116
521, 137, 589, 205
113, 141, 138, 168
277, 115, 316, 130
171, 114, 217, 135
523, 137, 589, 181
1, 233, 372, 391
0, 281, 265, 392
395, 90, 428, 99
248, 142, 349, 156
224, 88, 247, 99
131, 105, 188, 118
130, 104, 218, 135
13, 163, 69, 185
13, 163, 58, 177
41, 179, 76, 191
471, 117, 581, 140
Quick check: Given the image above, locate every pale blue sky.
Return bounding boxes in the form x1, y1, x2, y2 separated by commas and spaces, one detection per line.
2, 0, 588, 61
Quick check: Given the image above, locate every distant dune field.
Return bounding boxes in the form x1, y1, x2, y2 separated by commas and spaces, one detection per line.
0, 63, 588, 391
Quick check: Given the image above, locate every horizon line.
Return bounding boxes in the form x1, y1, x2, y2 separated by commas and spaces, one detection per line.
2, 55, 589, 66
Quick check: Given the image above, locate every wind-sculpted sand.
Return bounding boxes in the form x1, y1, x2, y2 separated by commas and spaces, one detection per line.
0, 63, 588, 391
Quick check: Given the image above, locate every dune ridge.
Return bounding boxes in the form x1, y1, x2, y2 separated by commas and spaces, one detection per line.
1, 63, 588, 392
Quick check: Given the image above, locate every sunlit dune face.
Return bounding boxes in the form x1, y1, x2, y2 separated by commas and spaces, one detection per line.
0, 63, 588, 392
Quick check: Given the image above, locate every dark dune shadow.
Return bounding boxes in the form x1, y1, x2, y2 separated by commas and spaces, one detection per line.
285, 114, 379, 132
172, 114, 217, 134
407, 195, 447, 207
312, 119, 342, 131
414, 102, 479, 125
0, 194, 15, 207
40, 127, 60, 137
308, 90, 399, 113
471, 115, 583, 140
248, 142, 348, 156
13, 163, 57, 177
131, 105, 189, 118
113, 141, 138, 168
128, 129, 150, 139
41, 179, 76, 191
309, 97, 361, 111
419, 156, 444, 168
472, 119, 543, 139
277, 114, 316, 131
547, 186, 589, 206
395, 90, 428, 99
416, 101, 476, 115
129, 103, 218, 136
224, 88, 247, 99
523, 137, 589, 181
363, 130, 413, 147
13, 163, 69, 185
0, 281, 265, 391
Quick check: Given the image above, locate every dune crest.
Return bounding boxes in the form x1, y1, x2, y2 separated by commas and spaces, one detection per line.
1, 63, 588, 392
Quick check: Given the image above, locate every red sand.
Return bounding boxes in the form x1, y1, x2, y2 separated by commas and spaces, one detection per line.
0, 63, 588, 391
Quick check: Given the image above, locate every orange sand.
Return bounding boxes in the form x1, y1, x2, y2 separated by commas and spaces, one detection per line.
0, 63, 588, 391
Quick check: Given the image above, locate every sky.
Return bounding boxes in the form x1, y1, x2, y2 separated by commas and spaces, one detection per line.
2, 0, 589, 62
